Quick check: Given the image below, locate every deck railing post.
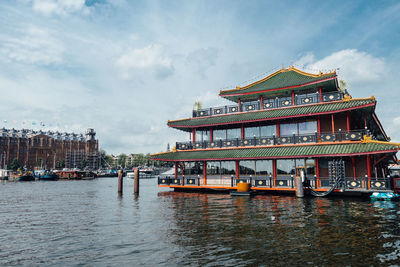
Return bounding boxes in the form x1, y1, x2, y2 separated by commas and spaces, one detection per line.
365, 174, 368, 189
273, 134, 276, 145
269, 174, 272, 188
314, 175, 317, 189
231, 175, 233, 187
291, 175, 294, 188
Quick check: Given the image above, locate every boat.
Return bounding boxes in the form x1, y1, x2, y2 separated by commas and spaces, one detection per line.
151, 66, 400, 197
15, 174, 35, 181
126, 172, 135, 179
370, 192, 399, 201
55, 170, 96, 180
38, 172, 59, 181
0, 169, 10, 180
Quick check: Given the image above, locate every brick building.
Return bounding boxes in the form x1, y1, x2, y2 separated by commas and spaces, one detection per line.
0, 128, 99, 170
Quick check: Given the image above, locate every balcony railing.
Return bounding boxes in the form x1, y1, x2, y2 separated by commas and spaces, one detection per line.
158, 175, 393, 191
192, 91, 344, 118
176, 129, 370, 150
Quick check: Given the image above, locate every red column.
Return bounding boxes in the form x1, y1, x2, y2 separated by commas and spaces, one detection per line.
241, 124, 245, 140
276, 120, 280, 137
235, 160, 239, 179
316, 157, 320, 187
367, 155, 372, 178
347, 111, 351, 131
273, 159, 277, 187
291, 90, 295, 106
193, 129, 196, 143
238, 98, 242, 112
210, 128, 213, 141
331, 114, 335, 133
319, 87, 323, 102
352, 156, 356, 179
260, 95, 264, 110
175, 162, 178, 178
317, 116, 321, 142
203, 161, 207, 185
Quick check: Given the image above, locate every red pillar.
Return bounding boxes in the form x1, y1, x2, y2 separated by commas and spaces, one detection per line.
203, 161, 207, 185
238, 98, 242, 112
367, 155, 372, 178
319, 86, 323, 102
331, 114, 335, 133
364, 112, 367, 129
317, 116, 321, 142
260, 95, 264, 110
351, 156, 356, 179
235, 160, 239, 179
347, 111, 351, 132
276, 120, 280, 137
273, 159, 277, 187
210, 128, 213, 141
316, 157, 320, 187
241, 124, 245, 140
291, 90, 295, 106
174, 162, 178, 178
193, 128, 196, 143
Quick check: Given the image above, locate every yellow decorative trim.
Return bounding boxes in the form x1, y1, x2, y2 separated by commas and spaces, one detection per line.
220, 67, 336, 94
361, 135, 372, 143
361, 135, 400, 147
342, 94, 352, 101
150, 151, 175, 157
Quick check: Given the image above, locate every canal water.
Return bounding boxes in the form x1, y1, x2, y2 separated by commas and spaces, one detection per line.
1, 178, 400, 266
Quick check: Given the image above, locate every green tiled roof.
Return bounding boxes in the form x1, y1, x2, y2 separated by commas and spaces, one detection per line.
151, 142, 399, 161
220, 67, 337, 102
168, 98, 376, 131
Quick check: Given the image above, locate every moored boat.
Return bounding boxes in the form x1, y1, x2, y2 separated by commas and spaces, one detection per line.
39, 172, 59, 181
15, 174, 35, 181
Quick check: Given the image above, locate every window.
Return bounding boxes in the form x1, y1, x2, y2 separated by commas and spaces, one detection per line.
196, 130, 209, 142
256, 160, 273, 176
207, 161, 221, 176
227, 128, 241, 139
221, 161, 236, 176
280, 123, 297, 136
183, 161, 204, 176
245, 126, 259, 138
277, 159, 295, 176
239, 161, 255, 176
280, 120, 317, 136
213, 129, 226, 140
298, 121, 317, 134
260, 125, 275, 137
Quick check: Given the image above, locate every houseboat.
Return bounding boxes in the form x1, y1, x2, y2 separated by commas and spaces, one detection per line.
151, 66, 400, 196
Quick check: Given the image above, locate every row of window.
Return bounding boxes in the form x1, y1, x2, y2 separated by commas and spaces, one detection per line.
195, 120, 317, 141
179, 159, 316, 177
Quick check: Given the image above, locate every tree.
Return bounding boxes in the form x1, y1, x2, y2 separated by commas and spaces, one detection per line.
118, 153, 127, 168
60, 158, 65, 168
10, 158, 20, 171
81, 158, 87, 169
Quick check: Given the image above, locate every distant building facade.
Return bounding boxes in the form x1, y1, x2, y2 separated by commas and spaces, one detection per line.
0, 128, 99, 170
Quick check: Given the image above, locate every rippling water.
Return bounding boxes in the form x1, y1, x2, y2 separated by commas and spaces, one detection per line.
1, 178, 400, 266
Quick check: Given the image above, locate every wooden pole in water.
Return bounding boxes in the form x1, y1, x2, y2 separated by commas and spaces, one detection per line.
118, 170, 123, 194
134, 169, 139, 194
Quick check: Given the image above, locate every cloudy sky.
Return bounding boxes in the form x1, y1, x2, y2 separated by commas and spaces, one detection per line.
0, 0, 399, 155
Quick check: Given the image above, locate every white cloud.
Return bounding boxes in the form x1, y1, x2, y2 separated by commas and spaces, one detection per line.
115, 44, 174, 80
295, 49, 387, 84
24, 0, 89, 16
0, 25, 64, 65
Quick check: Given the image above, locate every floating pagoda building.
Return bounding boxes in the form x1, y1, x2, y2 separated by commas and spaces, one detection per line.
151, 67, 400, 195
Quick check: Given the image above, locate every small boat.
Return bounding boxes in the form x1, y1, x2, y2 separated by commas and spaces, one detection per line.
0, 169, 10, 180
39, 172, 59, 181
126, 172, 135, 179
370, 192, 399, 201
15, 174, 35, 181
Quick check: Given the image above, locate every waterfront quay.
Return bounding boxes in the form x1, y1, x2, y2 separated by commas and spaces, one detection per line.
1, 177, 400, 266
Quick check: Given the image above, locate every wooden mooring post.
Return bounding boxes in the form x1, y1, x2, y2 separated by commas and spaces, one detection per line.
134, 169, 140, 194
118, 170, 123, 194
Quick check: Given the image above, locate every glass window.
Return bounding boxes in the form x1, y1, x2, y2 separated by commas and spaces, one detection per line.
207, 161, 221, 175
280, 123, 297, 136
298, 121, 317, 134
245, 126, 259, 138
305, 159, 316, 176
239, 161, 255, 175
255, 160, 273, 176
227, 128, 241, 139
213, 129, 226, 140
183, 161, 204, 175
221, 161, 236, 176
196, 130, 209, 142
277, 159, 295, 176
260, 125, 275, 137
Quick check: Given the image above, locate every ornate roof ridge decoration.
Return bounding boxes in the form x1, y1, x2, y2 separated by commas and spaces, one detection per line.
219, 66, 337, 95
167, 97, 376, 129
151, 142, 399, 161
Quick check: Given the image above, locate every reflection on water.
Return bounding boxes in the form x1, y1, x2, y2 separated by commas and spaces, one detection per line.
1, 179, 400, 266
